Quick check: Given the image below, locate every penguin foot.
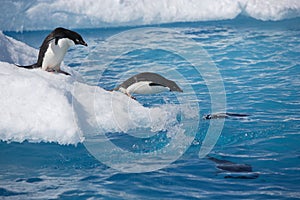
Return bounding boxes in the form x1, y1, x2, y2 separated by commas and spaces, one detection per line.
126, 92, 136, 100
57, 69, 71, 76
46, 68, 70, 76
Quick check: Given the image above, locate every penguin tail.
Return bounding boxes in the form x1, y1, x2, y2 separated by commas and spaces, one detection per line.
110, 86, 120, 92
107, 88, 119, 92
15, 63, 39, 69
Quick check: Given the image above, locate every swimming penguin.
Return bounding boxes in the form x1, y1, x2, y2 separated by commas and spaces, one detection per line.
114, 72, 183, 99
203, 112, 250, 120
207, 156, 252, 173
16, 27, 87, 75
207, 156, 259, 179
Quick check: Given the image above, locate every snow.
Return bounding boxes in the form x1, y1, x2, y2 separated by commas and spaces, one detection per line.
0, 61, 80, 144
0, 32, 37, 64
0, 0, 299, 31
0, 32, 191, 145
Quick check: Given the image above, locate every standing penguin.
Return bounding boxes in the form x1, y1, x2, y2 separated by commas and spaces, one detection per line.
16, 27, 87, 75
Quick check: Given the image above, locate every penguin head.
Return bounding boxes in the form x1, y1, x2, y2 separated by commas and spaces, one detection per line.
203, 114, 212, 119
53, 27, 88, 46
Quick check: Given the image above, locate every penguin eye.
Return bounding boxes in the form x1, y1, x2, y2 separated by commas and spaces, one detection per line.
75, 39, 80, 43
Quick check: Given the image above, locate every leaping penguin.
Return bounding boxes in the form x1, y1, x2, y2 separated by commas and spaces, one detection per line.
114, 72, 183, 99
16, 27, 87, 75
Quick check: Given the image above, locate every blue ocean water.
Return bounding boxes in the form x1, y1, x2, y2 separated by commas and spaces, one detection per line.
1, 17, 300, 199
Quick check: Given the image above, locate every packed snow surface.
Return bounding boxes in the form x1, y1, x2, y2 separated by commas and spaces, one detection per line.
0, 32, 191, 145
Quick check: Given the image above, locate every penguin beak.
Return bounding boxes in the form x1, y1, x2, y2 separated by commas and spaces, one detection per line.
81, 41, 88, 46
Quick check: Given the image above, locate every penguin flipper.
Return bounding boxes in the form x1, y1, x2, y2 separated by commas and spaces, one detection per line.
55, 37, 59, 45
15, 63, 39, 69
149, 82, 165, 87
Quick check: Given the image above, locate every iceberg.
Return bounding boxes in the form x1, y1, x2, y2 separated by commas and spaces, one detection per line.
0, 0, 299, 31
0, 32, 191, 145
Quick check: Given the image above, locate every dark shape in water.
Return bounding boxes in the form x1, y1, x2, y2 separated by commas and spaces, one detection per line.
208, 156, 252, 172
16, 177, 44, 183
26, 177, 44, 183
207, 156, 259, 179
224, 173, 259, 179
203, 112, 250, 120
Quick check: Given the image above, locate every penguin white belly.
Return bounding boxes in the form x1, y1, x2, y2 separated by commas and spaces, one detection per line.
42, 38, 74, 71
126, 81, 169, 94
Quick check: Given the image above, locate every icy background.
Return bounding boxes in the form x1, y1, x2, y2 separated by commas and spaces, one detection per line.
1, 0, 300, 31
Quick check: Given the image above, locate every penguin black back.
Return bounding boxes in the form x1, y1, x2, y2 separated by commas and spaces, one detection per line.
116, 72, 183, 92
